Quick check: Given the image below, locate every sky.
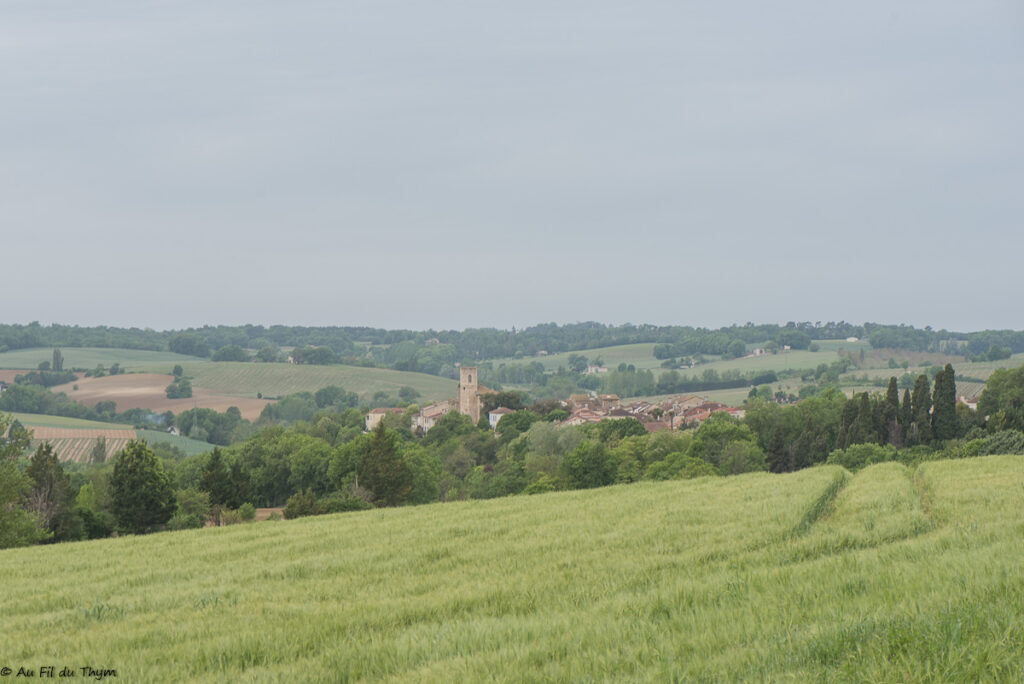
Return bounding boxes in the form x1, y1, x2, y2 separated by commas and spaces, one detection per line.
2, 1, 1022, 333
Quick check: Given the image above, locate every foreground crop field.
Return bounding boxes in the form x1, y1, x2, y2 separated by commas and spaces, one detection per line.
2, 457, 1023, 681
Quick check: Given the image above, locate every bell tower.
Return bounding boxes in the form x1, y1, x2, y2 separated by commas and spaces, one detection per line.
458, 366, 481, 423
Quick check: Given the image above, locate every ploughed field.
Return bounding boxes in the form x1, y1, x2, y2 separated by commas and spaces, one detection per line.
2, 456, 1023, 681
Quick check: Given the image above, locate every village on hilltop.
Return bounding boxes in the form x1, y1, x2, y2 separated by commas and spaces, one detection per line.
366, 365, 745, 434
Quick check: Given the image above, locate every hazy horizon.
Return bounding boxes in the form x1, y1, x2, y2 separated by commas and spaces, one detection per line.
3, 1, 1021, 332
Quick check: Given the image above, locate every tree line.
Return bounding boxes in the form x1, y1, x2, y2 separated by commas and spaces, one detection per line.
5, 361, 1024, 549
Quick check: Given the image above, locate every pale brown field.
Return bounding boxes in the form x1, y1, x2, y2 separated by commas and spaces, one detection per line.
50, 373, 272, 421
0, 369, 30, 383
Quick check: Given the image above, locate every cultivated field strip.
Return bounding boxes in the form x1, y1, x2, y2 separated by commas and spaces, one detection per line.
184, 362, 455, 402
2, 458, 1023, 681
28, 427, 136, 462
30, 436, 135, 463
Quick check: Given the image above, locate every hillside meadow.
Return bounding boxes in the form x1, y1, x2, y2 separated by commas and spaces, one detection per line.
0, 347, 206, 370
2, 455, 1022, 681
180, 362, 456, 403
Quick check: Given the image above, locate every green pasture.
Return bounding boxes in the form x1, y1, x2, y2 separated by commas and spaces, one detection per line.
808, 339, 871, 352
3, 455, 1023, 681
488, 342, 848, 380
7, 412, 133, 430
488, 343, 663, 372
695, 348, 838, 376
180, 362, 456, 402
136, 430, 215, 457
0, 347, 206, 370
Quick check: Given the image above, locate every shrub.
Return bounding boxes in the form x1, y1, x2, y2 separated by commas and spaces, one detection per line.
982, 430, 1024, 455
219, 509, 242, 525
321, 493, 373, 513
826, 443, 897, 470
645, 452, 719, 480
167, 511, 203, 531
283, 489, 323, 519
238, 502, 256, 521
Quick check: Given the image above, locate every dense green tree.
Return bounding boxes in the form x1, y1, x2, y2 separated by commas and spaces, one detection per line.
561, 440, 616, 489
848, 393, 880, 447
200, 448, 245, 508
911, 374, 932, 444
212, 344, 250, 362
931, 364, 958, 441
90, 436, 107, 465
595, 417, 647, 443
690, 412, 764, 472
726, 339, 747, 359
256, 345, 280, 363
25, 443, 79, 542
766, 425, 788, 473
978, 366, 1024, 432
73, 481, 115, 540
166, 377, 192, 399
52, 348, 63, 372
110, 440, 177, 534
168, 333, 211, 358
882, 377, 902, 447
901, 389, 913, 429
481, 391, 527, 415
422, 411, 477, 446
357, 423, 412, 507
0, 414, 47, 549
495, 410, 541, 444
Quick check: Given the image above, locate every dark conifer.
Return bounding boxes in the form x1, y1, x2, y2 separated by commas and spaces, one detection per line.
911, 375, 932, 444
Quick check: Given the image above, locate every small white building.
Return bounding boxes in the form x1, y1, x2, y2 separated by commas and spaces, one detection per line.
488, 407, 516, 430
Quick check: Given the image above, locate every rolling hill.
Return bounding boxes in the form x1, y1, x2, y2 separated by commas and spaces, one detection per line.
2, 455, 1022, 681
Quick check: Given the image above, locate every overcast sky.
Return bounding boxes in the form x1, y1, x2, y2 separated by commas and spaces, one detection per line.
2, 1, 1022, 333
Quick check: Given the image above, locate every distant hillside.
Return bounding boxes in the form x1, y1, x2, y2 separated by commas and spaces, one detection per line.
182, 362, 456, 403
0, 346, 206, 370
1, 456, 1022, 681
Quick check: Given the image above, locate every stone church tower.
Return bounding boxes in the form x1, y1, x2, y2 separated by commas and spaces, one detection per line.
458, 366, 481, 424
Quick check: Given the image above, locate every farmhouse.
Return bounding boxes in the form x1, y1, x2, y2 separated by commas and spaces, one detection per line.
413, 401, 453, 433
365, 407, 405, 431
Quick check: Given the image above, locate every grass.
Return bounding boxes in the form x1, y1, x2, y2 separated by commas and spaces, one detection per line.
0, 347, 206, 370
2, 455, 1023, 681
488, 343, 663, 372
7, 412, 133, 430
136, 430, 214, 457
489, 342, 845, 381
178, 362, 456, 403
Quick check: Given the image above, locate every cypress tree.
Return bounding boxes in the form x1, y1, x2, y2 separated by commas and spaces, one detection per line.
883, 377, 902, 447
931, 363, 958, 441
849, 392, 879, 446
911, 374, 932, 444
766, 425, 788, 473
901, 389, 913, 430
837, 395, 859, 450
358, 423, 412, 507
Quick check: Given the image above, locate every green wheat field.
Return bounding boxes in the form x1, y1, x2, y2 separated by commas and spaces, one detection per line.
2, 456, 1022, 681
